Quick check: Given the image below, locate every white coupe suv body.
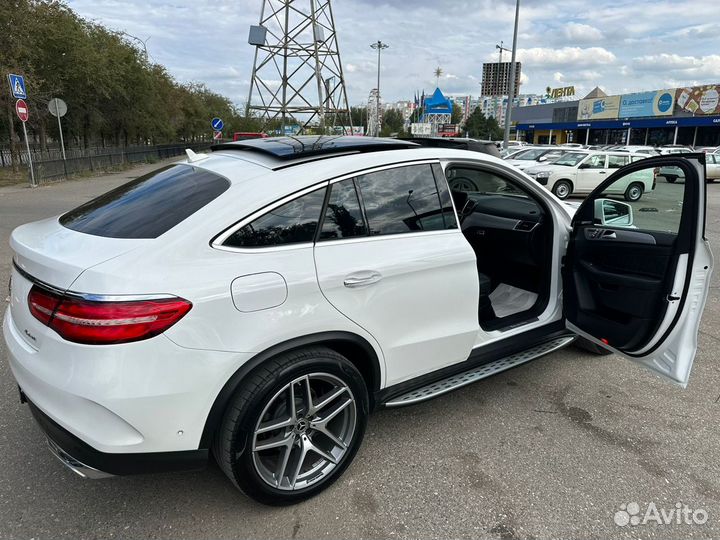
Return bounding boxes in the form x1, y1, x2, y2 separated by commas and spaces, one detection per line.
3, 137, 713, 505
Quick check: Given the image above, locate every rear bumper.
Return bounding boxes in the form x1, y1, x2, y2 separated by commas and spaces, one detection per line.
3, 304, 250, 455
27, 398, 208, 476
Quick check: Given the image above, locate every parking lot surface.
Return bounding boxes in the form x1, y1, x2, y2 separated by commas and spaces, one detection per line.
1, 165, 720, 539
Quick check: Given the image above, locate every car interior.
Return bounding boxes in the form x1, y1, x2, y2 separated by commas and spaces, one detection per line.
445, 166, 553, 331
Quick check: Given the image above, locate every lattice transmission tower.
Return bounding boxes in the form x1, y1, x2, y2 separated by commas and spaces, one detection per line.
246, 0, 353, 134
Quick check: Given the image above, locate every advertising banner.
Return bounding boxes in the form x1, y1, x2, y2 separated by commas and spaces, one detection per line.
619, 90, 675, 118
411, 123, 432, 136
675, 85, 720, 115
577, 95, 621, 120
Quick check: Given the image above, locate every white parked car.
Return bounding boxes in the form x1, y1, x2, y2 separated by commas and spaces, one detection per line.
3, 137, 712, 505
526, 151, 654, 200
612, 145, 659, 155
659, 153, 720, 183
504, 147, 567, 171
660, 145, 694, 155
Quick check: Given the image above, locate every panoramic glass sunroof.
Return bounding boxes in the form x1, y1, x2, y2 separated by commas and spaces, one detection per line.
211, 136, 418, 160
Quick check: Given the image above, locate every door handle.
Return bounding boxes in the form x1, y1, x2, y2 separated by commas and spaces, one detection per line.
599, 171, 607, 174
343, 271, 382, 288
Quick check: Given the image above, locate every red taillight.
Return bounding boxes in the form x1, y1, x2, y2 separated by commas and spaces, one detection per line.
28, 285, 192, 345
28, 285, 63, 325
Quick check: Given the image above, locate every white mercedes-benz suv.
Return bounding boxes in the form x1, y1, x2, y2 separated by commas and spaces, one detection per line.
3, 136, 712, 505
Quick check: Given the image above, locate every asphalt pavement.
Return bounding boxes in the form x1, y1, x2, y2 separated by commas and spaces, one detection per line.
1, 163, 720, 539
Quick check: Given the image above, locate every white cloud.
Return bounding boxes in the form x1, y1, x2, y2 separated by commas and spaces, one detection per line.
633, 53, 720, 78
64, 0, 720, 105
564, 22, 604, 42
516, 47, 616, 68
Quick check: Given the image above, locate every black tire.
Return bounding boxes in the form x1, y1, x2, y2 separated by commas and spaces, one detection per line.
213, 347, 368, 506
552, 180, 572, 200
665, 175, 677, 183
624, 182, 644, 202
574, 337, 613, 356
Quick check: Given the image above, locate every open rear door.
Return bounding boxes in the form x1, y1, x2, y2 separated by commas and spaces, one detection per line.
563, 154, 713, 386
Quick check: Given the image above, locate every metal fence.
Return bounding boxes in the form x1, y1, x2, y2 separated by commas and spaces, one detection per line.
9, 143, 212, 185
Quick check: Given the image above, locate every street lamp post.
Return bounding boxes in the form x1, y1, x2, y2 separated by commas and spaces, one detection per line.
370, 40, 388, 137
503, 0, 520, 149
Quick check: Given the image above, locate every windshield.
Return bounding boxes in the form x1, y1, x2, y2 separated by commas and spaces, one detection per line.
552, 152, 588, 167
513, 148, 549, 160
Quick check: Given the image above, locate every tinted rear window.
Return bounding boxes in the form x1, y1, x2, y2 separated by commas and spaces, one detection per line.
60, 165, 230, 239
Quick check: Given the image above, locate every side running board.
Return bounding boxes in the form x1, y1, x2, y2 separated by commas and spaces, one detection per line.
385, 336, 575, 407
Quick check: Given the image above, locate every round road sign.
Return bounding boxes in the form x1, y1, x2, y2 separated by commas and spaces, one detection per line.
15, 99, 29, 122
48, 97, 68, 118
211, 117, 224, 131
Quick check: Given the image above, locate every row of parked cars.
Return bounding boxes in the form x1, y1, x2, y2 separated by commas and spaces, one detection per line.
502, 143, 720, 200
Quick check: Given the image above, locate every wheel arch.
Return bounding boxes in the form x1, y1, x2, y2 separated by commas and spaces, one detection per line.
199, 331, 382, 448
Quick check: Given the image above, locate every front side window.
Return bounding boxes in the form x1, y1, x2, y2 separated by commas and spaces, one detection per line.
223, 187, 327, 247
355, 164, 445, 235
583, 154, 607, 169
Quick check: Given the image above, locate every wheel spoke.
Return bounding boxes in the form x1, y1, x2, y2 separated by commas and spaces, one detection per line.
289, 381, 297, 421
303, 375, 313, 414
274, 444, 293, 487
256, 416, 294, 435
311, 386, 347, 415
254, 432, 294, 452
312, 396, 352, 426
289, 438, 309, 488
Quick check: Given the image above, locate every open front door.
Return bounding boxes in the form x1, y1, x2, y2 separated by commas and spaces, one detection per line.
563, 154, 713, 386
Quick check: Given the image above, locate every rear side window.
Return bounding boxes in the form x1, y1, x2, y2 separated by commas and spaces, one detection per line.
355, 164, 446, 236
319, 179, 367, 240
223, 187, 327, 248
60, 165, 230, 239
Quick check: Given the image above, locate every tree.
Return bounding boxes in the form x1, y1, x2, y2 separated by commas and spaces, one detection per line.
0, 0, 258, 155
464, 107, 503, 140
451, 103, 463, 125
380, 108, 404, 137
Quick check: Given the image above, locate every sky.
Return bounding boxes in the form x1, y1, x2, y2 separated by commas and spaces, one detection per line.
66, 0, 720, 107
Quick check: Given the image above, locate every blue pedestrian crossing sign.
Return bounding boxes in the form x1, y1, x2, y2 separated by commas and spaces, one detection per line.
8, 74, 27, 99
211, 117, 224, 131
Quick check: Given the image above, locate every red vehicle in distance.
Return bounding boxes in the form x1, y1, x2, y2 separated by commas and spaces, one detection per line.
232, 132, 268, 141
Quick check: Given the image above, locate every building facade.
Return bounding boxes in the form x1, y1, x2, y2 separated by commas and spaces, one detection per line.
481, 61, 522, 97
512, 84, 720, 147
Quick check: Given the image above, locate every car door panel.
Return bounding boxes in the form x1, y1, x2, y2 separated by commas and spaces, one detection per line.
564, 155, 712, 386
313, 165, 479, 387
315, 232, 479, 386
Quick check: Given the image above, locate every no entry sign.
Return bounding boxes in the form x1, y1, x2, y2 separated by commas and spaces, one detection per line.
15, 99, 29, 122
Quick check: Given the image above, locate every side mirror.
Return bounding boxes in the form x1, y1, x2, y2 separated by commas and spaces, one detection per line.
578, 163, 590, 169
594, 198, 634, 227
538, 156, 548, 162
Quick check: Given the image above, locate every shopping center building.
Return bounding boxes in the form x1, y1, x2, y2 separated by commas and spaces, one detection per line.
511, 85, 720, 147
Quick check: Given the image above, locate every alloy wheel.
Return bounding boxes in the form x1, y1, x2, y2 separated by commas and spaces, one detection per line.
251, 373, 357, 491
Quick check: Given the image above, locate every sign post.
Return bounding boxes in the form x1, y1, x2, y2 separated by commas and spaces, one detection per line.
211, 118, 224, 144
48, 98, 68, 176
15, 99, 35, 187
